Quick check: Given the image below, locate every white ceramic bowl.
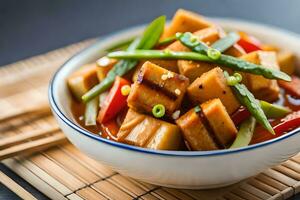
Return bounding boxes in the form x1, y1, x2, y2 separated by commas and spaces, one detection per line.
49, 18, 300, 189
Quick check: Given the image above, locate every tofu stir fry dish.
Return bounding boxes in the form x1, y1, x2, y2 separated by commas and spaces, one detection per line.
68, 9, 300, 151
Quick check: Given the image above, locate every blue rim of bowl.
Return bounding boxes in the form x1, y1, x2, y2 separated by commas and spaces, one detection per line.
49, 18, 300, 157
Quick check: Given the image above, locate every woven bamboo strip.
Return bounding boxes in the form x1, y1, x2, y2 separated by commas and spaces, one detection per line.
42, 148, 101, 184
0, 170, 37, 200
60, 143, 116, 178
239, 183, 272, 199
92, 180, 133, 200
107, 174, 148, 196
75, 187, 107, 200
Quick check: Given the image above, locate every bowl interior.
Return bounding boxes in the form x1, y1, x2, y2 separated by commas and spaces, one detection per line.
50, 18, 300, 156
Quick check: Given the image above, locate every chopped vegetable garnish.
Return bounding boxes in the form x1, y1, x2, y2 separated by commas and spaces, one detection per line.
121, 85, 131, 96
152, 104, 166, 118
230, 117, 256, 149
224, 71, 275, 135
207, 48, 221, 60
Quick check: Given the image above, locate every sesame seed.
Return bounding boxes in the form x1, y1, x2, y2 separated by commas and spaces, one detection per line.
172, 110, 181, 120
161, 74, 168, 80
79, 116, 84, 121
175, 89, 181, 95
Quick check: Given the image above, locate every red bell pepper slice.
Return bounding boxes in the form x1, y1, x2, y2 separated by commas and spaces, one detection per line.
251, 111, 300, 144
231, 106, 251, 125
97, 76, 131, 123
279, 76, 300, 98
237, 32, 262, 53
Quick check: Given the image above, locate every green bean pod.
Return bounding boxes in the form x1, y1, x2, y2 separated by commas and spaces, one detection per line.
230, 117, 256, 149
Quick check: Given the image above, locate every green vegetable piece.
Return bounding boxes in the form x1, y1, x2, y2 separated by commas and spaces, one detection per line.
157, 35, 177, 46
105, 38, 135, 52
108, 49, 291, 81
226, 76, 239, 86
108, 50, 211, 61
224, 71, 275, 135
230, 117, 256, 149
260, 100, 291, 119
82, 16, 166, 103
137, 15, 166, 49
176, 32, 208, 54
211, 32, 240, 52
194, 105, 201, 113
152, 104, 166, 118
84, 97, 99, 126
207, 48, 221, 60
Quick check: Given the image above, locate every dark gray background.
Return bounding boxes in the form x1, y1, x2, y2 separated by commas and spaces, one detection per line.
1, 0, 300, 199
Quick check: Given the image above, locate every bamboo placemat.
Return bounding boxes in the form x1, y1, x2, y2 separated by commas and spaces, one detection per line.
1, 39, 300, 200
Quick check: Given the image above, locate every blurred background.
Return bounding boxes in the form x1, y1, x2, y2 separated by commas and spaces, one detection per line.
0, 0, 300, 199
1, 0, 300, 66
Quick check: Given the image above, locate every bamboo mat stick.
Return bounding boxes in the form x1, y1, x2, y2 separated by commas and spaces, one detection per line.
0, 105, 51, 123
0, 170, 37, 200
0, 133, 67, 161
0, 125, 60, 149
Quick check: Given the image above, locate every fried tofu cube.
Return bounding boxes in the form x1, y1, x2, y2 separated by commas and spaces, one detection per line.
118, 109, 183, 150
161, 9, 213, 39
201, 99, 237, 147
67, 63, 98, 101
128, 61, 189, 116
176, 99, 237, 150
241, 51, 280, 102
277, 51, 296, 75
187, 67, 240, 114
176, 108, 218, 151
96, 57, 117, 81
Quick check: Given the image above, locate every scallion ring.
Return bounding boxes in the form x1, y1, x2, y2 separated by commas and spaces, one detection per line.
207, 48, 221, 60
152, 104, 166, 118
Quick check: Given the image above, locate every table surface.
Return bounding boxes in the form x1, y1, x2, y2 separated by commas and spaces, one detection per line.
1, 0, 300, 199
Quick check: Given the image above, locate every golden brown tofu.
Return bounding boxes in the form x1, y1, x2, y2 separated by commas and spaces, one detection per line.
118, 109, 183, 150
176, 99, 237, 150
128, 61, 189, 116
201, 99, 237, 147
161, 9, 213, 39
187, 67, 240, 114
67, 63, 98, 101
241, 51, 280, 102
96, 57, 117, 81
171, 27, 244, 81
132, 59, 179, 82
277, 51, 296, 75
176, 109, 218, 151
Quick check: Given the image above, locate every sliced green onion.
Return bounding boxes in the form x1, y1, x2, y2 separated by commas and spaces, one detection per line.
233, 72, 243, 82
121, 85, 131, 96
226, 76, 239, 86
152, 104, 165, 118
207, 48, 221, 60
